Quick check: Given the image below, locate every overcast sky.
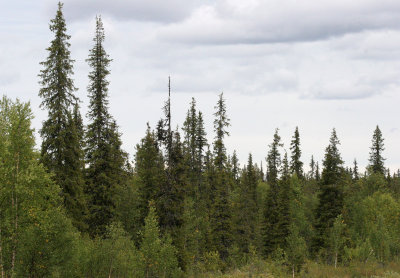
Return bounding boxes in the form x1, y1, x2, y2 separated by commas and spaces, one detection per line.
2, 0, 400, 173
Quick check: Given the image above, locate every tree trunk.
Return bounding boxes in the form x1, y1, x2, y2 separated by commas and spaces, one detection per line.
11, 153, 20, 276
335, 251, 338, 268
0, 226, 4, 278
292, 265, 295, 278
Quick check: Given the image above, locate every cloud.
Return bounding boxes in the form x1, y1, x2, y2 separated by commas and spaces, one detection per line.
158, 0, 400, 45
46, 0, 208, 23
304, 82, 378, 100
0, 72, 20, 86
300, 72, 400, 100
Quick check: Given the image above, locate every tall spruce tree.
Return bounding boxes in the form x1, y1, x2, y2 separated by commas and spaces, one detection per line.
266, 129, 283, 185
233, 154, 258, 253
85, 16, 126, 236
195, 111, 208, 201
262, 129, 284, 255
290, 127, 304, 179
182, 98, 198, 198
277, 152, 292, 249
368, 125, 386, 175
157, 129, 186, 237
353, 159, 359, 181
309, 155, 316, 180
38, 2, 86, 231
210, 93, 232, 260
195, 111, 207, 172
231, 150, 240, 186
64, 103, 87, 231
132, 125, 165, 239
314, 129, 344, 253
213, 93, 230, 169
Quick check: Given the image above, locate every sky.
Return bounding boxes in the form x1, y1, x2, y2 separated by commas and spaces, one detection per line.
1, 0, 400, 173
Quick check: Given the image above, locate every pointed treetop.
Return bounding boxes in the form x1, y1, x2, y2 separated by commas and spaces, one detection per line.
368, 125, 385, 175
290, 126, 303, 178
213, 92, 230, 169
321, 128, 344, 185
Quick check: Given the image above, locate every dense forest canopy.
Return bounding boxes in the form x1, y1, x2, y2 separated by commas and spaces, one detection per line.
2, 2, 400, 278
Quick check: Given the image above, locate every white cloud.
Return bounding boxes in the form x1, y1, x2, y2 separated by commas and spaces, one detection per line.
158, 0, 400, 44
48, 0, 208, 23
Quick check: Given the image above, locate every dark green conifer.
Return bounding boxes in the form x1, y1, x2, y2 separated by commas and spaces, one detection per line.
321, 129, 343, 185
38, 2, 86, 230
309, 155, 315, 180
133, 125, 165, 238
157, 129, 186, 237
276, 152, 292, 252
233, 154, 258, 253
213, 93, 230, 169
314, 129, 344, 253
182, 98, 199, 198
368, 125, 386, 175
262, 129, 284, 255
195, 111, 207, 171
85, 16, 126, 236
353, 159, 359, 181
210, 93, 232, 261
290, 127, 304, 179
266, 129, 283, 185
231, 150, 240, 186
315, 162, 320, 181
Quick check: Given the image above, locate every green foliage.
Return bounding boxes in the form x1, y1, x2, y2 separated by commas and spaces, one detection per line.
263, 129, 291, 256
369, 125, 386, 175
314, 128, 345, 255
139, 203, 182, 277
286, 224, 307, 275
329, 214, 346, 267
82, 223, 142, 278
232, 154, 258, 255
0, 96, 79, 277
213, 93, 230, 169
85, 16, 128, 237
38, 2, 86, 232
290, 127, 304, 179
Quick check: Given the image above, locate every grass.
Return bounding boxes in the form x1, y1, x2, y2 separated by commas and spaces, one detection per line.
188, 260, 400, 278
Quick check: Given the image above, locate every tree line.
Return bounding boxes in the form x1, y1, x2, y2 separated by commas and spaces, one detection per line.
1, 2, 400, 277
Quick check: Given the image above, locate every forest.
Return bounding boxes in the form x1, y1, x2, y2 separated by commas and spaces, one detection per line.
2, 2, 400, 278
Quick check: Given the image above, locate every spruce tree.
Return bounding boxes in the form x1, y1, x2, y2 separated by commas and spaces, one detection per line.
276, 152, 293, 252
231, 150, 240, 186
182, 98, 197, 169
182, 98, 199, 198
315, 162, 320, 181
290, 127, 303, 179
309, 155, 315, 180
233, 154, 258, 253
38, 2, 86, 231
353, 159, 359, 181
85, 16, 126, 236
154, 82, 186, 257
157, 129, 186, 237
368, 125, 386, 175
210, 93, 232, 260
314, 129, 344, 253
321, 129, 343, 185
262, 129, 284, 255
213, 93, 230, 169
195, 111, 207, 172
63, 103, 87, 231
266, 129, 283, 185
133, 125, 165, 239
